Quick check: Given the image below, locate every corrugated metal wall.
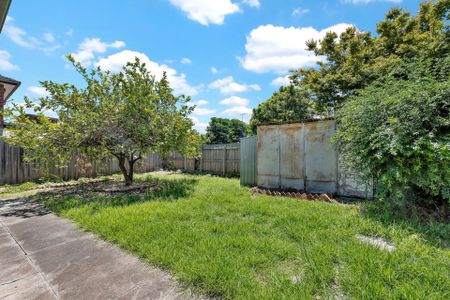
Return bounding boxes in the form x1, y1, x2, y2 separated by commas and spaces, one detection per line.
240, 136, 257, 186
256, 120, 370, 198
304, 120, 338, 193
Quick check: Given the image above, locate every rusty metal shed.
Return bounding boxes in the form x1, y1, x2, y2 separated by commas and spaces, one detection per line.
256, 119, 370, 198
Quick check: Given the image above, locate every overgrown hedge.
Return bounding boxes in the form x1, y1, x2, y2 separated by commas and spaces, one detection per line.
334, 58, 450, 213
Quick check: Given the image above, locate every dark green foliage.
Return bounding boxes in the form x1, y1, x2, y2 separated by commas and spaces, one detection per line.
290, 0, 450, 216
250, 85, 313, 132
334, 57, 450, 212
205, 117, 251, 144
291, 0, 449, 114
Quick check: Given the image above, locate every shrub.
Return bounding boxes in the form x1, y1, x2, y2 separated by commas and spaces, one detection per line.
334, 58, 450, 213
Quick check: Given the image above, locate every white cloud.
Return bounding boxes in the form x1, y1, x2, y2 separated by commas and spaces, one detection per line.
4, 21, 37, 48
248, 84, 261, 91
96, 50, 198, 96
220, 95, 252, 121
28, 86, 50, 97
169, 0, 241, 25
292, 7, 310, 16
71, 38, 125, 67
242, 0, 260, 8
343, 0, 401, 4
271, 75, 291, 87
0, 50, 19, 71
191, 99, 208, 105
41, 44, 62, 55
209, 76, 260, 94
188, 99, 215, 115
3, 18, 62, 54
43, 32, 55, 43
223, 106, 252, 117
220, 96, 249, 106
190, 116, 209, 133
181, 58, 192, 64
193, 107, 217, 116
211, 67, 219, 74
241, 23, 352, 73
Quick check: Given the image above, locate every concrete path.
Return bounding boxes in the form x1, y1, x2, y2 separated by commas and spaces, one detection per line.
0, 197, 194, 300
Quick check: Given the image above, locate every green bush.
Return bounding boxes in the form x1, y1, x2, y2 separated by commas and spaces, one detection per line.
164, 161, 177, 171
334, 58, 450, 211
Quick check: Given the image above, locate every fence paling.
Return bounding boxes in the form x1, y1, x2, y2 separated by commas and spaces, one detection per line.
0, 141, 241, 184
0, 140, 163, 184
168, 143, 240, 176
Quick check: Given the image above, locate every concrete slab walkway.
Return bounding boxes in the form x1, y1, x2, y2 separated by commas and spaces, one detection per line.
0, 197, 195, 300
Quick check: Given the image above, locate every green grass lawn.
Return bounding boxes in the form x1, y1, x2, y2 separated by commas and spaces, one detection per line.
28, 173, 449, 299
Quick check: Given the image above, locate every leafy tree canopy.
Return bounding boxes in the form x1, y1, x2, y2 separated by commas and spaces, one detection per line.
2, 56, 202, 185
206, 117, 251, 144
250, 85, 314, 132
291, 0, 449, 115
333, 57, 450, 209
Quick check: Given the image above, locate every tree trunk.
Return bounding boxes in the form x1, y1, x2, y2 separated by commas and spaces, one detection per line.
127, 158, 134, 185
117, 155, 133, 186
116, 154, 142, 186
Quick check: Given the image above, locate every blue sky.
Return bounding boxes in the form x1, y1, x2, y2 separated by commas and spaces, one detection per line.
1, 0, 424, 132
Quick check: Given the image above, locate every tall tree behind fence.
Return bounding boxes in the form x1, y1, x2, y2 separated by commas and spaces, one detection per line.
168, 143, 240, 176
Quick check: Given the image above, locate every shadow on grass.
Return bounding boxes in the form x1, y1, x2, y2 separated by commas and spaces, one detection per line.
360, 200, 450, 248
31, 176, 198, 215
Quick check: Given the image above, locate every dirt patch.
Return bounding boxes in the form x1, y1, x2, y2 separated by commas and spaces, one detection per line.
93, 182, 157, 193
355, 234, 396, 252
31, 180, 160, 200
330, 264, 346, 300
277, 259, 304, 284
254, 272, 268, 287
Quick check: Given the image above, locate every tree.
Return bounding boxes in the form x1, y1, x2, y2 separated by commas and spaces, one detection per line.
291, 0, 449, 115
2, 56, 202, 185
333, 57, 450, 208
205, 118, 251, 144
250, 85, 313, 132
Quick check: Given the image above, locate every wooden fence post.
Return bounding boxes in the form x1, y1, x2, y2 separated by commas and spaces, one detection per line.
200, 145, 204, 172
223, 144, 227, 176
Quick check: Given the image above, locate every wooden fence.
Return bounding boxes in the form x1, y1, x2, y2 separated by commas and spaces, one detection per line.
167, 143, 240, 176
0, 141, 240, 184
0, 140, 162, 184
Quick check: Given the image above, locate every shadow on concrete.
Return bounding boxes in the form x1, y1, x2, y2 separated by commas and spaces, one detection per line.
0, 198, 50, 219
